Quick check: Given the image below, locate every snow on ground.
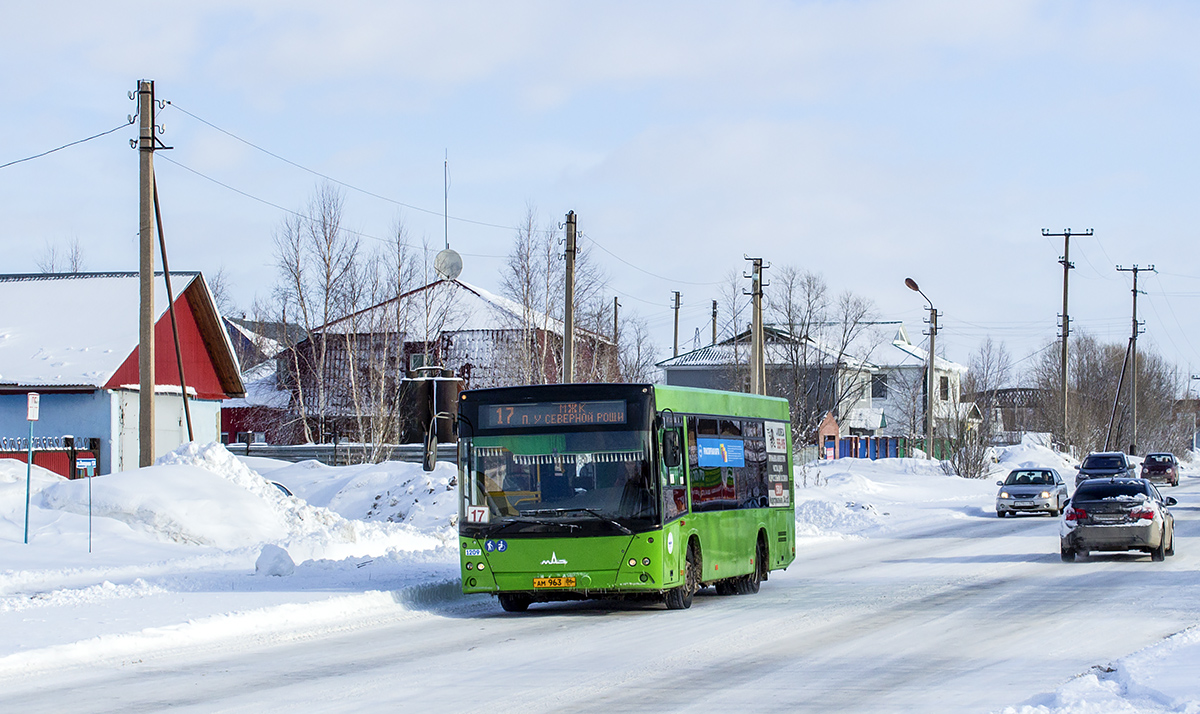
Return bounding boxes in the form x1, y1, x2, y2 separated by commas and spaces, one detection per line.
243, 453, 459, 535
0, 442, 458, 663
2, 434, 1200, 710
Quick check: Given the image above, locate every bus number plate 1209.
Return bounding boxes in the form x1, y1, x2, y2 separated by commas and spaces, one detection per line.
533, 577, 576, 588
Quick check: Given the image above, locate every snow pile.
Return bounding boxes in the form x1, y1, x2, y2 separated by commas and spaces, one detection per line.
249, 456, 458, 533
992, 434, 1078, 476
1003, 626, 1200, 713
0, 458, 66, 541
792, 456, 994, 538
255, 544, 295, 576
36, 442, 448, 561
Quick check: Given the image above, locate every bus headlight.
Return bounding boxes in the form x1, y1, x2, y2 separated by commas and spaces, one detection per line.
477, 562, 487, 571
465, 562, 474, 570
628, 558, 637, 567
642, 557, 651, 566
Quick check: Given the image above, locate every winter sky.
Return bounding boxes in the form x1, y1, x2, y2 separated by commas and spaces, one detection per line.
4, 1, 1200, 380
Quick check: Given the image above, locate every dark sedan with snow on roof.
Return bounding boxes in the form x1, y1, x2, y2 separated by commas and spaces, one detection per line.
996, 468, 1068, 517
1060, 478, 1176, 562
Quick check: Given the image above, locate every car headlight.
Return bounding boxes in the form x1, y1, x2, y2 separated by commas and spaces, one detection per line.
1040, 491, 1050, 499
1000, 491, 1009, 499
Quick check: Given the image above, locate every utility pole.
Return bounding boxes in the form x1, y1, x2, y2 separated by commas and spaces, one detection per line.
1043, 228, 1092, 450
612, 296, 620, 381
672, 291, 682, 357
711, 299, 718, 345
1117, 264, 1155, 455
137, 80, 158, 468
563, 211, 576, 383
744, 257, 768, 396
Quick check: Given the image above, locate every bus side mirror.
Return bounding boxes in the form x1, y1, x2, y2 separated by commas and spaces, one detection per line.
663, 429, 682, 468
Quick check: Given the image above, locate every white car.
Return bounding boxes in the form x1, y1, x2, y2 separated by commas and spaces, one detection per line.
996, 468, 1068, 517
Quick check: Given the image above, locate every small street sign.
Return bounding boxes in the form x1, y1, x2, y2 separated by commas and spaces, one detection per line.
26, 393, 39, 421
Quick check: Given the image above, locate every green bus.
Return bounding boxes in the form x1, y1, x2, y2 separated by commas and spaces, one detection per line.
456, 383, 795, 611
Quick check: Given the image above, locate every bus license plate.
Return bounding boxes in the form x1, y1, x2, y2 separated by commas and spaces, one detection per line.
533, 577, 576, 588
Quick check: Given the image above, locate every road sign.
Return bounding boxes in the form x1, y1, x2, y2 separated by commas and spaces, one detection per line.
26, 393, 39, 421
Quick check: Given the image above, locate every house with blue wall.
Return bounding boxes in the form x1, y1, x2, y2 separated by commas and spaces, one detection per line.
0, 272, 245, 475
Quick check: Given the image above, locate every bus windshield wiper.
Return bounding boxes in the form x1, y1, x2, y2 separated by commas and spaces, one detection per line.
488, 517, 579, 535
524, 508, 633, 534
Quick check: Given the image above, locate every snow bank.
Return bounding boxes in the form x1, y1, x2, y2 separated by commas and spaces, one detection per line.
254, 457, 459, 533
35, 442, 448, 561
992, 434, 1078, 475
792, 455, 997, 538
1002, 626, 1200, 713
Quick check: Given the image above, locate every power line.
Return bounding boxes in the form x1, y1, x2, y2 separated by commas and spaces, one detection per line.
156, 155, 507, 259
167, 103, 730, 292
0, 119, 133, 170
580, 233, 724, 286
165, 102, 517, 231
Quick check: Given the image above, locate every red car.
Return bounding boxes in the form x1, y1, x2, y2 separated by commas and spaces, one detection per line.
1141, 452, 1179, 487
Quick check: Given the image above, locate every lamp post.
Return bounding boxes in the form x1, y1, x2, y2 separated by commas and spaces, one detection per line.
905, 278, 937, 460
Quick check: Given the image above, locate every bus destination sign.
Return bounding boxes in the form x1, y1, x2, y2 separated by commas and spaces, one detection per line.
483, 400, 627, 428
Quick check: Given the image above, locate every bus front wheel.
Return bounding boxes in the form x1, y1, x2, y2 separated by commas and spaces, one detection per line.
666, 543, 700, 610
498, 593, 531, 612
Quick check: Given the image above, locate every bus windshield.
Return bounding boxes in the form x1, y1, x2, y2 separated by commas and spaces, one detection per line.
461, 429, 657, 536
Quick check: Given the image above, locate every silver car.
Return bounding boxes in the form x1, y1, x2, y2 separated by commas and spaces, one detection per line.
996, 468, 1068, 517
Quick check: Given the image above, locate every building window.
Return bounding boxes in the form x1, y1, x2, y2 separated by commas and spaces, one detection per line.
872, 373, 888, 399
939, 375, 950, 401
410, 353, 429, 371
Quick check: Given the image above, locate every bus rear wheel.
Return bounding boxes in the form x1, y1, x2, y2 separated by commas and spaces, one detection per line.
666, 543, 699, 610
498, 593, 531, 612
738, 539, 768, 594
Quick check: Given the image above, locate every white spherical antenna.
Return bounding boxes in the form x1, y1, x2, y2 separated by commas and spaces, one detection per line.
434, 248, 463, 280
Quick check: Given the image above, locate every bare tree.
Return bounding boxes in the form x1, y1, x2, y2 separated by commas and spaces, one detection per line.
37, 238, 84, 273
618, 314, 659, 382
943, 338, 1012, 479
1025, 332, 1189, 455
273, 183, 358, 444
207, 266, 238, 317
766, 267, 883, 445
498, 206, 612, 385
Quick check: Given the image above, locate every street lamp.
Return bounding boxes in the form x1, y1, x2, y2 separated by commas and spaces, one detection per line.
905, 278, 937, 460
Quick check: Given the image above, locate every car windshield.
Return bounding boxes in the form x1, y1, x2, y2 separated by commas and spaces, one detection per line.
461, 430, 657, 535
1073, 482, 1149, 501
1004, 470, 1054, 486
1082, 455, 1125, 470
1146, 454, 1173, 465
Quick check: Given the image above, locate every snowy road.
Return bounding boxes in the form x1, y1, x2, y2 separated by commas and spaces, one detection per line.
4, 477, 1198, 713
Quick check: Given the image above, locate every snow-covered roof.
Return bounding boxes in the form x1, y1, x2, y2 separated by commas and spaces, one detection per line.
0, 272, 243, 395
316, 279, 607, 342
880, 324, 967, 374
223, 360, 290, 410
657, 326, 876, 371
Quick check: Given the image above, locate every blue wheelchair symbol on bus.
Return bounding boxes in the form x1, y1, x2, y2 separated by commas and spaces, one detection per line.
485, 540, 508, 553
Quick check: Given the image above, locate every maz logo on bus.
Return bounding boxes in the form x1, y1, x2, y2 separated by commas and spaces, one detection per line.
540, 552, 568, 566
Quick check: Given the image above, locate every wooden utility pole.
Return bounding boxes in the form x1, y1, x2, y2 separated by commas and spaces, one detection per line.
1043, 228, 1092, 449
563, 211, 576, 383
138, 80, 157, 467
711, 299, 718, 345
672, 291, 682, 357
745, 257, 767, 396
612, 296, 620, 381
1117, 264, 1155, 455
